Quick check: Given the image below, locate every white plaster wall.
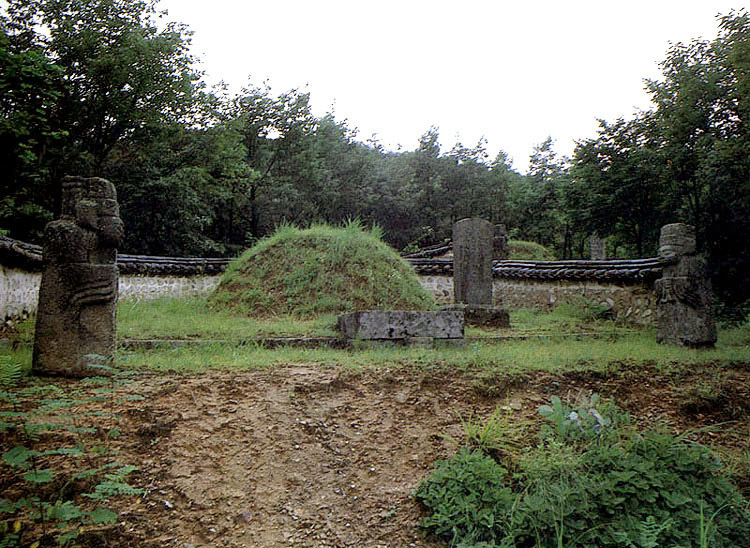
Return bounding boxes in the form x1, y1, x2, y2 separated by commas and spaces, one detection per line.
0, 266, 40, 325
118, 275, 221, 301
417, 275, 657, 325
1, 269, 222, 326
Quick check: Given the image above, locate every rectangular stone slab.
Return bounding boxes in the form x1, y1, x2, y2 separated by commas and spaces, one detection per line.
337, 310, 464, 340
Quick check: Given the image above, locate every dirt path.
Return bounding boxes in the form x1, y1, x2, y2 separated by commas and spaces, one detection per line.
3, 363, 748, 547
112, 366, 539, 547
115, 366, 505, 547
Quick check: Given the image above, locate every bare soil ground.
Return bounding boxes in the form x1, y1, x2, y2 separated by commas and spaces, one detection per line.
3, 362, 749, 547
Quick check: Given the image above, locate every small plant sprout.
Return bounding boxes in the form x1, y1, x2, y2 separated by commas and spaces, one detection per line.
0, 369, 146, 546
445, 406, 521, 462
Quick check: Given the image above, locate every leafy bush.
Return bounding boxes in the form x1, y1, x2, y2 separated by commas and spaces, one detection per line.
416, 448, 516, 547
417, 395, 750, 547
537, 393, 627, 443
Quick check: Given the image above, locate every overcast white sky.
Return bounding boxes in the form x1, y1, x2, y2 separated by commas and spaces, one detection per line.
158, 0, 744, 172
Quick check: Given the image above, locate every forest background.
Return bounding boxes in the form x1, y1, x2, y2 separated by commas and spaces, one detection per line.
1, 0, 749, 318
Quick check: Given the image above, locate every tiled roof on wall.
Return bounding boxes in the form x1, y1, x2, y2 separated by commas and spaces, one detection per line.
401, 243, 452, 259
407, 257, 667, 282
0, 236, 230, 275
492, 258, 667, 282
1, 236, 667, 282
116, 255, 231, 275
0, 236, 43, 270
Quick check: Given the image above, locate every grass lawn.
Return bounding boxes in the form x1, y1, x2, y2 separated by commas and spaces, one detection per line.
116, 296, 634, 341
4, 297, 748, 376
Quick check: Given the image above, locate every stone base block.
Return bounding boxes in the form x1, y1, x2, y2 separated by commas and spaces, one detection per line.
349, 337, 466, 349
656, 303, 716, 348
442, 304, 511, 328
337, 310, 464, 342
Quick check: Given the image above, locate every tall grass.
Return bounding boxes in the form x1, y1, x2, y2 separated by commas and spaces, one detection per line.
119, 298, 637, 341
210, 221, 435, 317
7, 299, 748, 377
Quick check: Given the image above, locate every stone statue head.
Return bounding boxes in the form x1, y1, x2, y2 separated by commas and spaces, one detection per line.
658, 223, 696, 258
493, 224, 510, 260
61, 176, 124, 248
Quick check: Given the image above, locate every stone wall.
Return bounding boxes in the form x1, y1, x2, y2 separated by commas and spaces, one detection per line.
495, 279, 656, 324
419, 275, 454, 304
119, 275, 221, 301
415, 274, 656, 325
0, 266, 41, 328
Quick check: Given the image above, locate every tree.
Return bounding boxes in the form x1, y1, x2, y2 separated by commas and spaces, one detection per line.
646, 10, 750, 310
570, 10, 750, 312
226, 83, 319, 240
0, 14, 65, 239
102, 120, 248, 256
507, 138, 569, 254
570, 115, 668, 257
31, 0, 199, 168
310, 115, 371, 225
0, 0, 201, 242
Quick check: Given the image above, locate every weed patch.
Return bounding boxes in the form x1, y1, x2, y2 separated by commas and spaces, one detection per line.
0, 368, 145, 546
417, 394, 750, 547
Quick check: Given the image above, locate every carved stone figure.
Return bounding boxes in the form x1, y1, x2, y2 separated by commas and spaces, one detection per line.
589, 232, 606, 260
33, 177, 124, 376
654, 223, 716, 347
493, 224, 510, 260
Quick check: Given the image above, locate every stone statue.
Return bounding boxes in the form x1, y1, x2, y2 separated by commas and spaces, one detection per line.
654, 223, 716, 347
493, 224, 510, 260
589, 232, 606, 260
33, 176, 124, 376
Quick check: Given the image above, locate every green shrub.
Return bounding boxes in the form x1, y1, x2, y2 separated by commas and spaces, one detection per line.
417, 395, 750, 548
0, 368, 144, 546
416, 448, 517, 547
508, 240, 556, 261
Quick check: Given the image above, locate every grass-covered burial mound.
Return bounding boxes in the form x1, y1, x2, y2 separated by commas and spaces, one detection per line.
210, 222, 435, 317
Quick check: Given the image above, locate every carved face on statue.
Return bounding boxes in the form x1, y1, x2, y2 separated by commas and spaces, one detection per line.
658, 223, 696, 258
62, 176, 125, 249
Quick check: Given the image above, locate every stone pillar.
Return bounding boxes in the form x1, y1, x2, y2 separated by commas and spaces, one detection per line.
448, 218, 510, 327
590, 232, 606, 260
654, 223, 716, 347
33, 177, 124, 376
493, 224, 510, 260
454, 218, 493, 305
